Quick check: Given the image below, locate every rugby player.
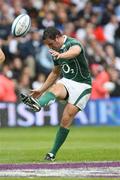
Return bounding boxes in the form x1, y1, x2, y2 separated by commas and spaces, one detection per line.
21, 27, 92, 161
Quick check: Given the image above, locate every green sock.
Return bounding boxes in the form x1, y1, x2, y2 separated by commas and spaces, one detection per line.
37, 91, 56, 107
50, 127, 70, 156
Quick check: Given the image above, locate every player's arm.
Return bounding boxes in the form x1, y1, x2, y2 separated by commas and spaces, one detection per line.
0, 49, 5, 63
30, 66, 61, 98
40, 66, 61, 92
49, 45, 81, 60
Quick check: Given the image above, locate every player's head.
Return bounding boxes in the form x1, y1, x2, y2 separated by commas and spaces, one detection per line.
42, 26, 63, 50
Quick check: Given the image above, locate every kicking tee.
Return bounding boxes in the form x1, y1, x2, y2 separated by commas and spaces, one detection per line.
53, 36, 91, 85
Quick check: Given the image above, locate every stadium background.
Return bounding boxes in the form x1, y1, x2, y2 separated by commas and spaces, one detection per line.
0, 0, 120, 127
1, 2, 120, 179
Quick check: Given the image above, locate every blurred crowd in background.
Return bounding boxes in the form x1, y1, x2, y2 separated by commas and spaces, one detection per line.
0, 0, 120, 102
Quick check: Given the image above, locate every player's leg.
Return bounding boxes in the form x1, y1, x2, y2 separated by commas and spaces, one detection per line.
37, 83, 67, 107
45, 103, 79, 161
21, 83, 67, 111
45, 80, 91, 161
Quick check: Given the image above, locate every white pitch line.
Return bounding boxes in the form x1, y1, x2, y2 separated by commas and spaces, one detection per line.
0, 167, 120, 177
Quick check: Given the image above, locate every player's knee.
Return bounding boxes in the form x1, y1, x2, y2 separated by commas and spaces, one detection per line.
50, 84, 59, 92
60, 114, 72, 128
49, 84, 63, 97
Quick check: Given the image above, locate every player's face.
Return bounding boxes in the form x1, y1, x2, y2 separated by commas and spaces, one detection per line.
44, 37, 62, 50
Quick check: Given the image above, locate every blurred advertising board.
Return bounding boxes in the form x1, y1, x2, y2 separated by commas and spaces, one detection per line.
0, 98, 120, 127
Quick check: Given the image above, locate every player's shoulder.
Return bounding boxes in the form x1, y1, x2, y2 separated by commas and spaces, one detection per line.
66, 36, 82, 47
67, 36, 79, 43
65, 37, 83, 52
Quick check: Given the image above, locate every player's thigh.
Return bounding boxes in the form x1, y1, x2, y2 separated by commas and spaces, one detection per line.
56, 78, 91, 110
49, 83, 67, 100
60, 103, 79, 128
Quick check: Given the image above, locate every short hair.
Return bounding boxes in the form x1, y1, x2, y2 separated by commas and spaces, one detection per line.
42, 26, 62, 40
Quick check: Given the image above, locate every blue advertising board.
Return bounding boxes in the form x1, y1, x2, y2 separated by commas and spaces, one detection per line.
75, 98, 120, 126
0, 98, 120, 127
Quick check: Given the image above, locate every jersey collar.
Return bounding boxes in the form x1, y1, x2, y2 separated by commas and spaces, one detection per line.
60, 35, 67, 49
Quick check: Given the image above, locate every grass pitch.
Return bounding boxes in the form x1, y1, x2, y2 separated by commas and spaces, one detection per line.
0, 126, 120, 163
0, 126, 120, 180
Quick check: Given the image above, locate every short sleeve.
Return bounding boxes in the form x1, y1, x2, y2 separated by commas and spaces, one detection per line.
66, 39, 83, 53
70, 40, 83, 52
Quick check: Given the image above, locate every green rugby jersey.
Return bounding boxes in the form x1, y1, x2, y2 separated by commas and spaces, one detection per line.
53, 36, 91, 85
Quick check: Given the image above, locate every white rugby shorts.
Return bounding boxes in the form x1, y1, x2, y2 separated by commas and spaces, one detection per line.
57, 78, 92, 110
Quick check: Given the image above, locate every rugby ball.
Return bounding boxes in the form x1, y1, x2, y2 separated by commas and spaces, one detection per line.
11, 14, 31, 37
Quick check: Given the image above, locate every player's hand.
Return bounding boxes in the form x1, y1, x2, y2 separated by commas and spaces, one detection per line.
49, 49, 61, 59
29, 89, 43, 98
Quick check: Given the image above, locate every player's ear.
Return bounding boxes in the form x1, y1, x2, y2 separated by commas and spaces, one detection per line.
55, 35, 59, 42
